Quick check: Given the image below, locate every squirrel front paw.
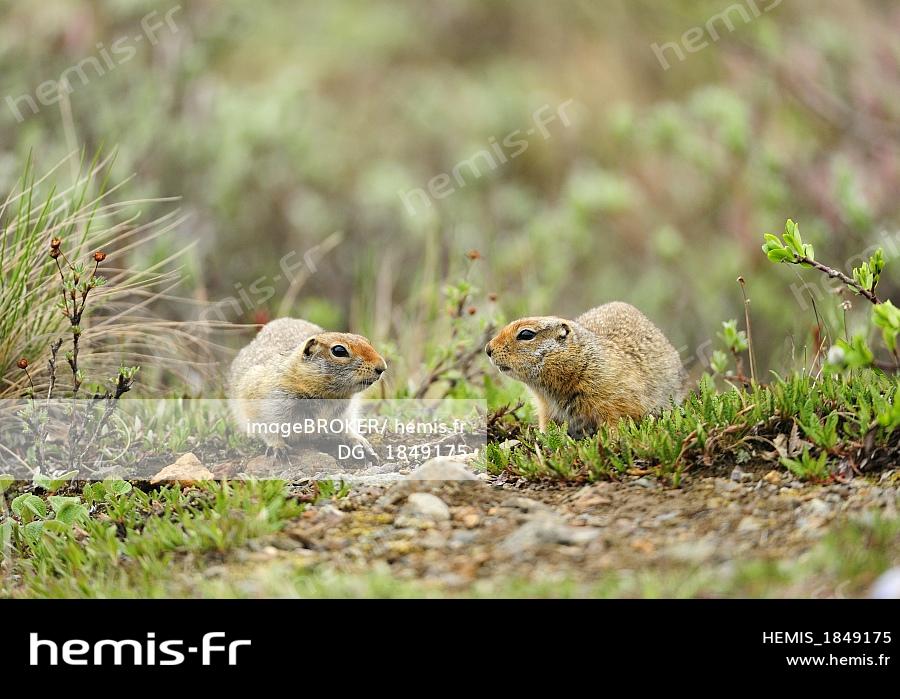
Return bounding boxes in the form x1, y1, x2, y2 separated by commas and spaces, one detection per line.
349, 433, 380, 465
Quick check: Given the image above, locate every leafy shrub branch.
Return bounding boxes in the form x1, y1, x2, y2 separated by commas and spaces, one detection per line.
763, 219, 882, 304
763, 219, 898, 370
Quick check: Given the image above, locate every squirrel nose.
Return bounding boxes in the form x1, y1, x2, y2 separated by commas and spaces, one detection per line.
374, 365, 386, 375
484, 343, 493, 357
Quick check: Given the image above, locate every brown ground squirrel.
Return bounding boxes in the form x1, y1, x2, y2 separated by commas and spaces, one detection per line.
485, 302, 687, 437
229, 318, 387, 452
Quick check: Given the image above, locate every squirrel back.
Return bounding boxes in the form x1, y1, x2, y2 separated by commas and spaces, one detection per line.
229, 318, 324, 393
576, 301, 687, 411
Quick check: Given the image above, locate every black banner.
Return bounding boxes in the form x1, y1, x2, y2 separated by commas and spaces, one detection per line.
2, 599, 896, 685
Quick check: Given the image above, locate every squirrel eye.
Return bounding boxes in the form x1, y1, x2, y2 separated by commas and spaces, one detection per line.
331, 345, 349, 358
516, 329, 537, 341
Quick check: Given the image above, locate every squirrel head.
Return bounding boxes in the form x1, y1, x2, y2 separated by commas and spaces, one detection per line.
283, 332, 387, 398
485, 316, 597, 388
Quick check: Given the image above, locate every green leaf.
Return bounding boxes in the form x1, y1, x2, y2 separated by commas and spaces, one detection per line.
871, 248, 885, 278
103, 479, 132, 496
32, 472, 52, 491
23, 520, 45, 545
853, 264, 873, 293
782, 219, 803, 256
801, 242, 814, 261
11, 493, 47, 522
765, 247, 794, 263
710, 350, 729, 374
780, 447, 829, 480
52, 502, 89, 525
854, 249, 885, 293
830, 334, 874, 370
717, 320, 748, 353
877, 397, 900, 431
0, 474, 14, 494
0, 520, 12, 551
48, 495, 87, 525
873, 301, 900, 353
33, 469, 78, 493
42, 519, 72, 534
762, 221, 814, 264
82, 482, 106, 504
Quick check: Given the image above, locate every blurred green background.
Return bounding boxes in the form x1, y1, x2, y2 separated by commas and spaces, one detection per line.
2, 0, 898, 384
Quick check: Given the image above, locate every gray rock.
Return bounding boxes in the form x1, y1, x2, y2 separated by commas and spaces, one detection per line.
806, 498, 832, 517
654, 510, 681, 523
402, 492, 451, 521
715, 478, 740, 493
418, 529, 448, 549
437, 573, 471, 588
449, 530, 479, 547
737, 516, 762, 532
730, 467, 753, 482
796, 516, 827, 532
314, 504, 345, 523
634, 477, 658, 489
375, 457, 481, 507
409, 457, 478, 481
500, 514, 599, 554
665, 538, 717, 563
501, 496, 551, 513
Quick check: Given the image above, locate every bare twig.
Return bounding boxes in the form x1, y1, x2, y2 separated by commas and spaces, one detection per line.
737, 276, 756, 384
78, 369, 136, 463
46, 338, 62, 403
795, 256, 880, 305
18, 362, 46, 471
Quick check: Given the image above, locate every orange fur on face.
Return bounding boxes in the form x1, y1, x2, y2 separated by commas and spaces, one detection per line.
486, 320, 532, 355
485, 316, 568, 384
347, 337, 386, 367
309, 332, 387, 373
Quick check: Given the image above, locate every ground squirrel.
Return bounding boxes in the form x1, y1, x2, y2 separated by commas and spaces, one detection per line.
229, 318, 387, 453
485, 302, 687, 437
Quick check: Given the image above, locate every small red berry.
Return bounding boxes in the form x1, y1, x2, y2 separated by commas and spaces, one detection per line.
17, 358, 29, 369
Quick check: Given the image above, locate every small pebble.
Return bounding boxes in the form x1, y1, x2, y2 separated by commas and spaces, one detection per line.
402, 493, 451, 521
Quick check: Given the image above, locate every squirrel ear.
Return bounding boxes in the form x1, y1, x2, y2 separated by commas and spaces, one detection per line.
302, 337, 318, 357
557, 322, 571, 341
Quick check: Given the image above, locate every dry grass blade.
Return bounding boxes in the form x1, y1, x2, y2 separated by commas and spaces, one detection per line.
0, 154, 232, 398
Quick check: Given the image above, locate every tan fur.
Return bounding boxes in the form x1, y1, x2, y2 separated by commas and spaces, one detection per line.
229, 318, 387, 448
485, 302, 687, 438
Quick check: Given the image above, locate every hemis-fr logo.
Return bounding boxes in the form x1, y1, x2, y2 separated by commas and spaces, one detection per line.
30, 632, 251, 666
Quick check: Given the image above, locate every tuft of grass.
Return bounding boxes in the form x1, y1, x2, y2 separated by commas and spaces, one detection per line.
485, 370, 900, 483
1, 480, 304, 598
780, 448, 830, 480
1, 152, 225, 399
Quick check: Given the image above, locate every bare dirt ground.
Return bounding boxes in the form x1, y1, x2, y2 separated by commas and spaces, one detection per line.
216, 460, 900, 597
